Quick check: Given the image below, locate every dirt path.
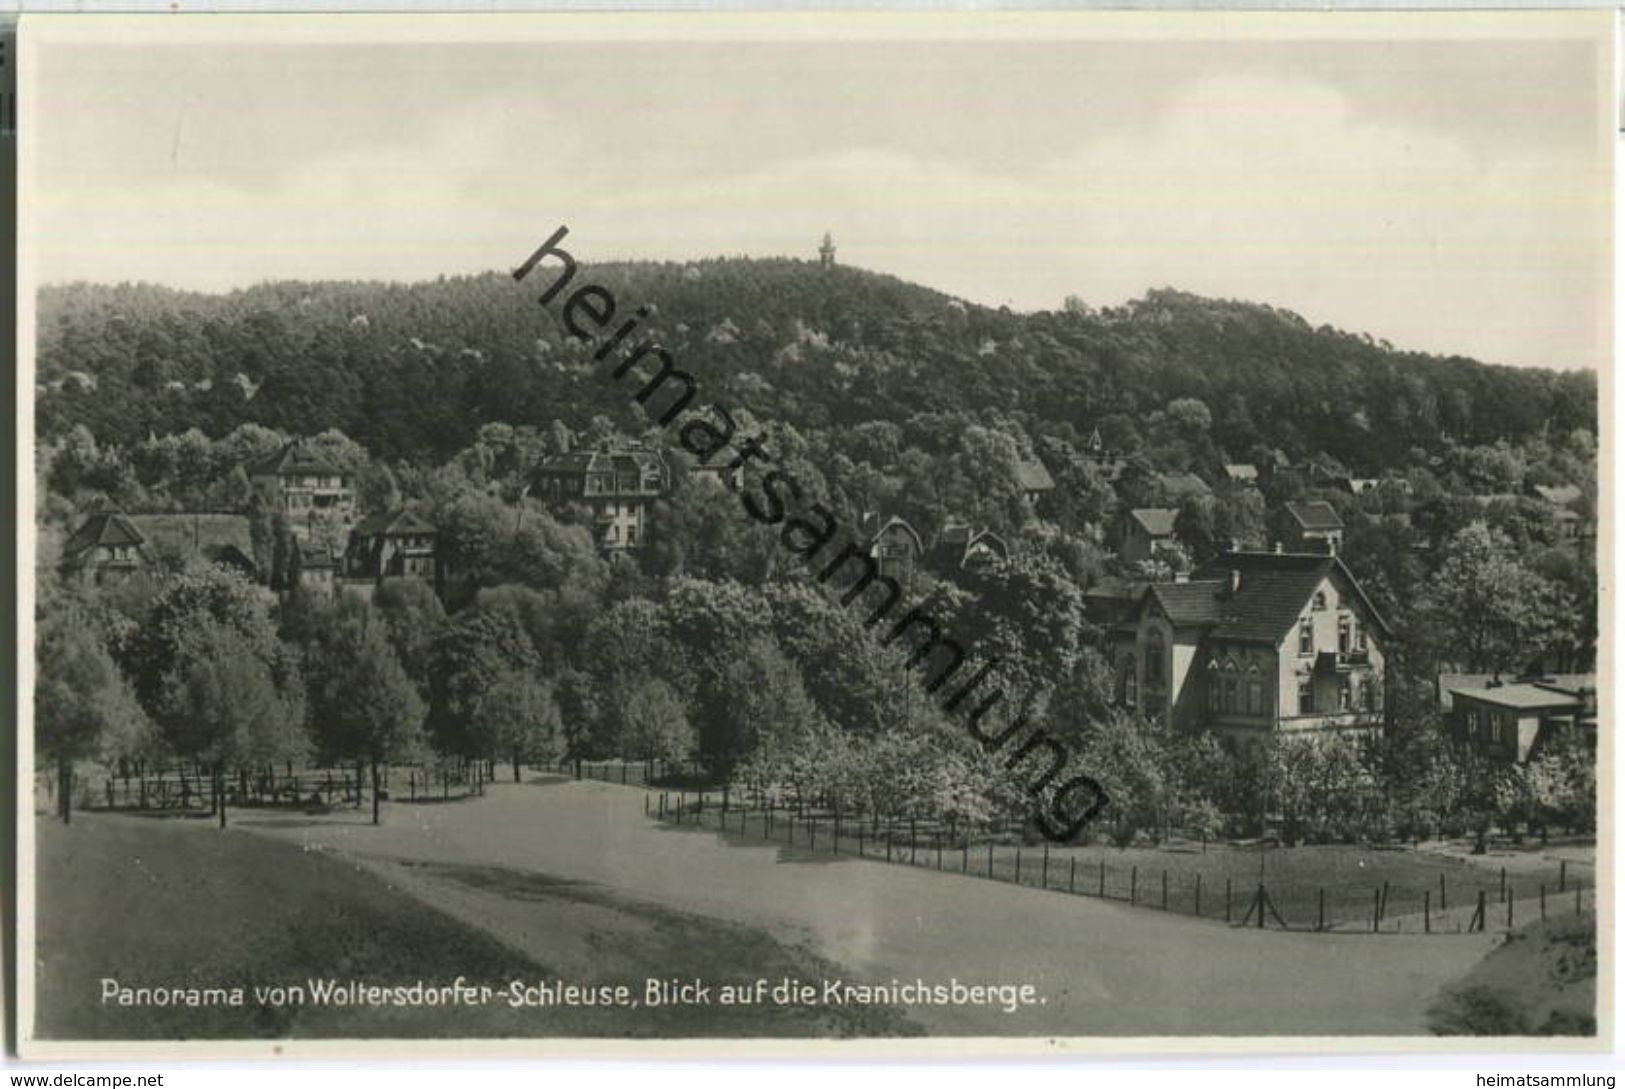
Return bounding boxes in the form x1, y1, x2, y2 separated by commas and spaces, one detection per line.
241, 777, 1495, 1036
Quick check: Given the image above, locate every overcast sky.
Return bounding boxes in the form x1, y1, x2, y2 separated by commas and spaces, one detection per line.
24, 14, 1613, 371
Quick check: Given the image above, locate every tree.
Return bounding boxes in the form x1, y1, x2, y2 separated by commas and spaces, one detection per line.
35, 614, 151, 823
1421, 522, 1566, 673
605, 676, 691, 764
315, 612, 428, 824
471, 666, 561, 782
169, 624, 304, 828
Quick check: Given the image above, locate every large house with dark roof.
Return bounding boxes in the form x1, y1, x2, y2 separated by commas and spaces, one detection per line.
62, 509, 262, 584
532, 442, 667, 552
1109, 550, 1389, 742
344, 509, 438, 584
250, 439, 356, 538
60, 510, 150, 584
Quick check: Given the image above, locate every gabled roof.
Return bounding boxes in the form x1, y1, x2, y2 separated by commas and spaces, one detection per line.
1128, 507, 1179, 537
1144, 581, 1226, 627
1285, 500, 1344, 532
1533, 484, 1582, 507
1191, 550, 1392, 643
126, 513, 256, 569
1015, 458, 1055, 492
251, 439, 344, 479
1451, 683, 1587, 712
62, 510, 146, 562
352, 509, 437, 537
861, 513, 923, 554
1159, 471, 1211, 499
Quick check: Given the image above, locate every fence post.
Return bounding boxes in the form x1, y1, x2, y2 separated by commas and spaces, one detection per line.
1226, 878, 1232, 923
1540, 884, 1546, 921
1424, 890, 1430, 933
1380, 881, 1390, 923
834, 812, 841, 854
809, 818, 816, 851
1161, 870, 1168, 911
1474, 890, 1487, 932
858, 826, 864, 855
1130, 866, 1137, 905
644, 793, 650, 815
1560, 860, 1567, 892
1576, 883, 1583, 916
1015, 848, 1022, 885
622, 764, 628, 786
1440, 872, 1447, 912
1099, 860, 1106, 898
1042, 844, 1050, 890
1318, 887, 1325, 932
885, 825, 892, 863
1506, 891, 1514, 930
1195, 874, 1203, 917
1499, 866, 1507, 903
1069, 857, 1077, 894
936, 833, 942, 870
910, 819, 917, 865
1372, 887, 1381, 932
962, 841, 968, 873
987, 842, 994, 879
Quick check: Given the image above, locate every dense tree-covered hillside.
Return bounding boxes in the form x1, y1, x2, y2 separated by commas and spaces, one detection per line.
36, 260, 1595, 471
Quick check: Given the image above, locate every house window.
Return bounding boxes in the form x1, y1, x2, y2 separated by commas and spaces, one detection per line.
1225, 675, 1239, 713
1121, 657, 1138, 708
1247, 666, 1263, 715
1355, 623, 1368, 652
1339, 675, 1353, 711
1364, 680, 1377, 711
1338, 616, 1352, 655
1313, 590, 1327, 611
1206, 663, 1221, 712
1297, 677, 1315, 715
1298, 619, 1314, 656
1490, 718, 1504, 744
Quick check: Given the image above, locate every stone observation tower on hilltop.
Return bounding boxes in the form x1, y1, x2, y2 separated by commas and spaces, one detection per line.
819, 231, 836, 268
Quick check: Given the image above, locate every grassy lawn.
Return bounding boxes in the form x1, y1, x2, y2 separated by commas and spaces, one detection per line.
670, 803, 1589, 932
1426, 914, 1598, 1035
33, 814, 915, 1040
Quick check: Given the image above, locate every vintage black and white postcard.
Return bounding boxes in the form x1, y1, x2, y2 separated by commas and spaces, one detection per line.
14, 10, 1614, 1058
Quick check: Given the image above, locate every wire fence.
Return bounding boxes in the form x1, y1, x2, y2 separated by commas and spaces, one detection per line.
84, 761, 491, 813
642, 785, 1592, 935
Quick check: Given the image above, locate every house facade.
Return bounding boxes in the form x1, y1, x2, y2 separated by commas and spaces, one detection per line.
1110, 550, 1389, 744
532, 442, 667, 552
344, 509, 438, 584
859, 513, 923, 585
60, 510, 150, 585
1119, 507, 1178, 564
1284, 500, 1344, 554
250, 439, 356, 539
1444, 675, 1596, 764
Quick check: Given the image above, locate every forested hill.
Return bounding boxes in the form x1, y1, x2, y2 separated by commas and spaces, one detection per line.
35, 259, 1596, 470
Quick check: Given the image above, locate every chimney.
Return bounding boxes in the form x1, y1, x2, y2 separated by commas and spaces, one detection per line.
1273, 541, 1283, 554
1228, 569, 1242, 595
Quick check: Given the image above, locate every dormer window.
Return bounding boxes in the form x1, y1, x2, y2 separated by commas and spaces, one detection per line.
1298, 618, 1314, 656
1312, 590, 1327, 611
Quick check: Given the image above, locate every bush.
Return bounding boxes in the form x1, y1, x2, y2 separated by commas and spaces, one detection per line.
1427, 984, 1529, 1036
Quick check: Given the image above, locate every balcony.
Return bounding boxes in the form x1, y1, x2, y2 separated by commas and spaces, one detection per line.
1316, 649, 1371, 672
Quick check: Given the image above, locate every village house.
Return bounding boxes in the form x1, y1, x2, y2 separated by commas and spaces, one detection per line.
250, 439, 356, 539
1109, 550, 1389, 744
930, 522, 1009, 571
62, 509, 261, 584
344, 509, 438, 585
1442, 674, 1596, 763
532, 441, 667, 552
1015, 457, 1055, 506
126, 513, 260, 580
1283, 500, 1345, 554
1223, 463, 1259, 487
60, 509, 150, 585
1118, 507, 1179, 564
859, 513, 924, 585
294, 539, 338, 595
